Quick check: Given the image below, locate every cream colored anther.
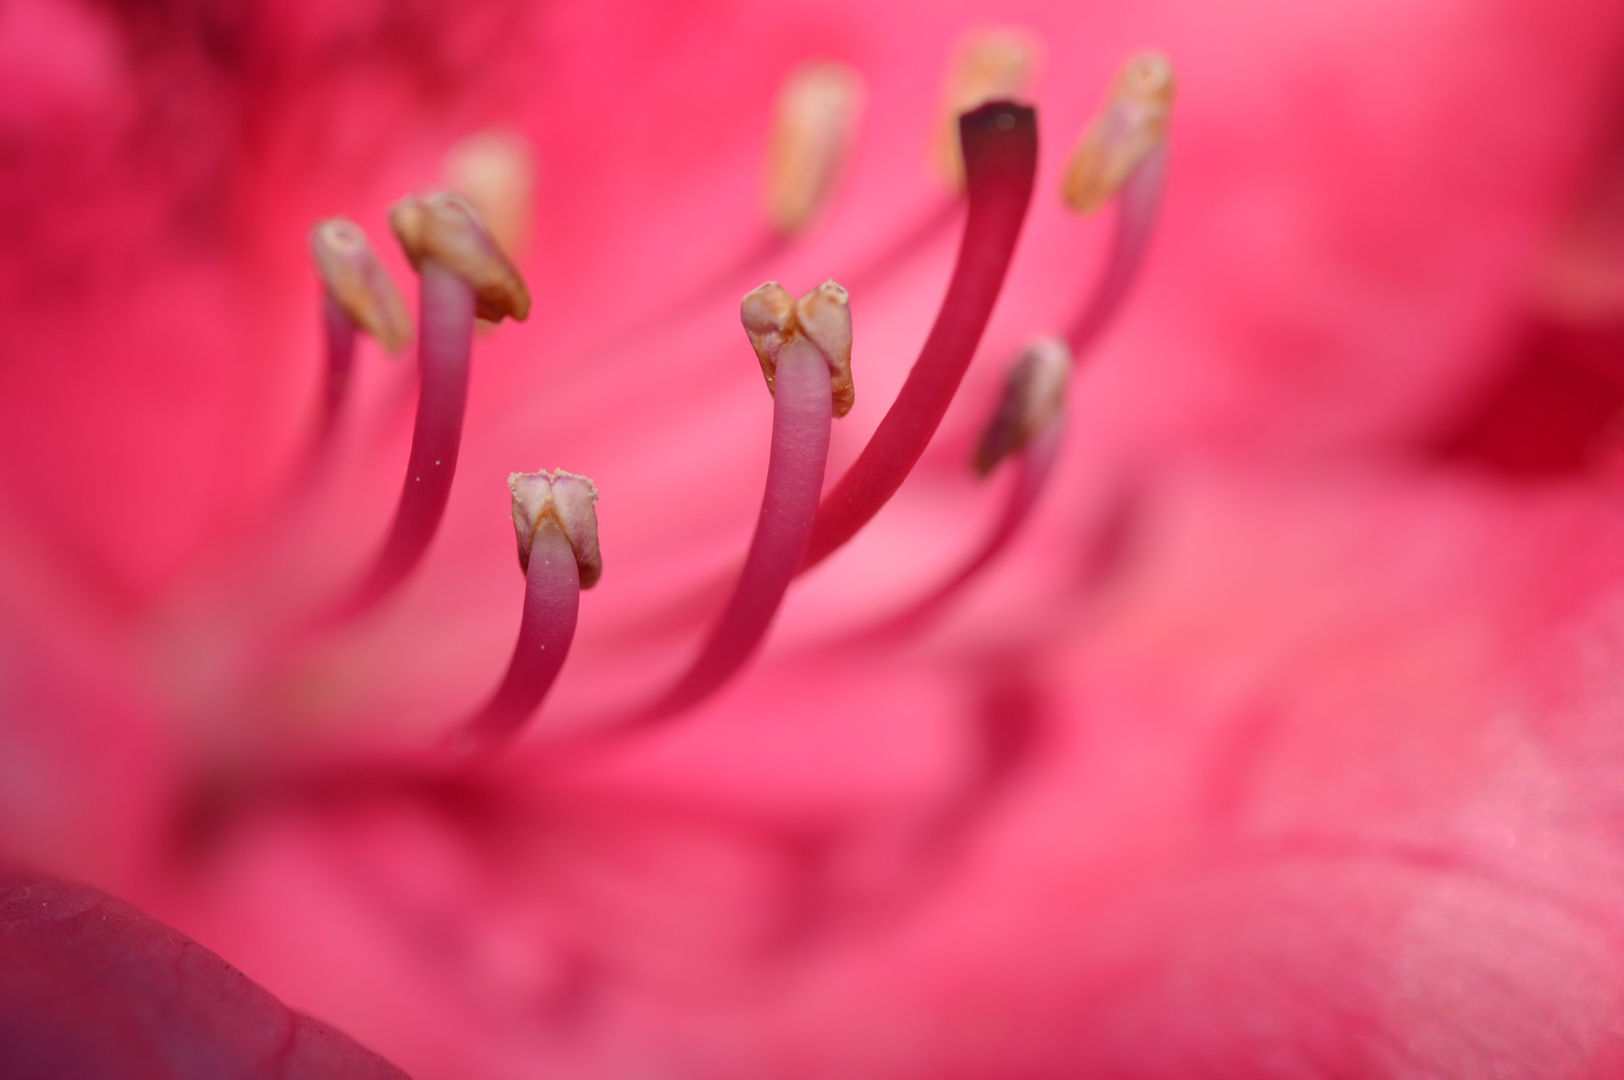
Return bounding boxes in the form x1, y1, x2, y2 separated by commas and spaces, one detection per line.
741, 279, 855, 418
508, 469, 602, 587
308, 219, 412, 353
443, 129, 537, 260
741, 282, 799, 395
765, 62, 865, 236
935, 27, 1042, 189
973, 337, 1072, 475
1061, 51, 1176, 215
389, 191, 532, 323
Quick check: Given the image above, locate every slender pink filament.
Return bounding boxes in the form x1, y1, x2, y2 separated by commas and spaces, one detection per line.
329, 259, 474, 622
798, 102, 1038, 573
311, 293, 357, 464
457, 519, 581, 750
640, 335, 834, 720
275, 294, 357, 513
859, 414, 1063, 642
1064, 143, 1166, 355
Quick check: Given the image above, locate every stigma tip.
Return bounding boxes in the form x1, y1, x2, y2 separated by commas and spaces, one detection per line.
741, 279, 854, 418
765, 62, 865, 236
508, 469, 602, 588
389, 191, 532, 323
307, 218, 412, 354
1061, 51, 1175, 216
935, 27, 1042, 189
973, 337, 1072, 475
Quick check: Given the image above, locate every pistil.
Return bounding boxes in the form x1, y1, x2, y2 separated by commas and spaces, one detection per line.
325, 193, 530, 624
797, 100, 1038, 572
934, 28, 1041, 190
638, 281, 847, 721
457, 470, 601, 751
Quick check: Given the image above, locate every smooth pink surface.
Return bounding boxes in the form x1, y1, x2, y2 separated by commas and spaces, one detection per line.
0, 868, 408, 1079
4, 1, 1624, 1078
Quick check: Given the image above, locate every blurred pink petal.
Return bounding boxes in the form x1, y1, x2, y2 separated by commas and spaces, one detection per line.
0, 868, 408, 1078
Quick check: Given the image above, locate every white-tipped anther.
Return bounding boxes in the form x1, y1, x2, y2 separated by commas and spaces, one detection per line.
973, 336, 1073, 475
389, 191, 532, 322
741, 281, 799, 396
795, 281, 854, 418
741, 279, 855, 418
765, 62, 866, 236
308, 218, 413, 353
1062, 51, 1176, 216
508, 470, 602, 588
935, 27, 1042, 188
443, 129, 538, 260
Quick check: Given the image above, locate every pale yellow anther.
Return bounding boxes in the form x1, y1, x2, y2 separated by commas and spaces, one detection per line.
307, 218, 412, 354
443, 129, 537, 260
973, 337, 1072, 475
935, 27, 1042, 189
388, 191, 531, 323
764, 62, 866, 236
740, 279, 855, 418
508, 469, 602, 588
1061, 51, 1176, 216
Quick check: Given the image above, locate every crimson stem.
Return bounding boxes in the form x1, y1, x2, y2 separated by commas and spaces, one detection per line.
797, 100, 1038, 573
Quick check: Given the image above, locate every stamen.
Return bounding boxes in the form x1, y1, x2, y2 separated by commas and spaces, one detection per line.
764, 62, 866, 237
443, 129, 538, 260
639, 280, 847, 721
304, 219, 410, 469
746, 279, 855, 417
1060, 51, 1174, 215
935, 28, 1041, 189
798, 101, 1038, 573
314, 293, 357, 462
456, 470, 600, 750
326, 194, 529, 623
972, 337, 1071, 476
308, 219, 413, 353
1060, 51, 1175, 355
389, 191, 531, 323
866, 339, 1071, 637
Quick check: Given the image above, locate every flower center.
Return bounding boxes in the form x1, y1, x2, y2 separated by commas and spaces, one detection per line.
203, 41, 1176, 804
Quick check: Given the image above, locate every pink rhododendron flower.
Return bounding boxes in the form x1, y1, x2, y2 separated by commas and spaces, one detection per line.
5, 0, 1624, 1077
